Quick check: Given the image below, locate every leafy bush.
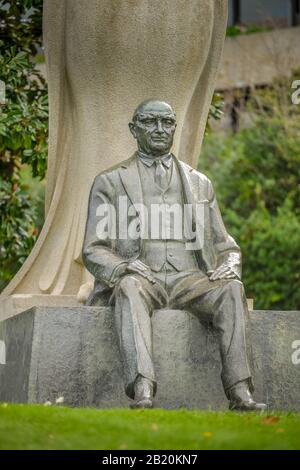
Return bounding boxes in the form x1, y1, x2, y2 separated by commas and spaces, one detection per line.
200, 76, 300, 310
0, 0, 47, 291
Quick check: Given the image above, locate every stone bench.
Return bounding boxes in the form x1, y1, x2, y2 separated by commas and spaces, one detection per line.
0, 306, 300, 410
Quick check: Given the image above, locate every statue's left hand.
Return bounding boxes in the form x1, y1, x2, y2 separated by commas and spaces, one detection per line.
209, 262, 238, 281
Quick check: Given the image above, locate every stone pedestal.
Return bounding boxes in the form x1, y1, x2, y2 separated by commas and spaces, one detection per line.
0, 295, 80, 321
0, 307, 299, 410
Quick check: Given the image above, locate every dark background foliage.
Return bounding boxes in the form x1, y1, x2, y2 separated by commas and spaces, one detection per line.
201, 75, 300, 309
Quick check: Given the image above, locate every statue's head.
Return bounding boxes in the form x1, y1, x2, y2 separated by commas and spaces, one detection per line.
129, 99, 177, 156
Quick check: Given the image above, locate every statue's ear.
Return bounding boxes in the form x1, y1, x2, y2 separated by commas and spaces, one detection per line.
129, 122, 137, 139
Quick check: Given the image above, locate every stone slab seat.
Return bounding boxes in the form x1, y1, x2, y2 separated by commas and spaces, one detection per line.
0, 306, 300, 410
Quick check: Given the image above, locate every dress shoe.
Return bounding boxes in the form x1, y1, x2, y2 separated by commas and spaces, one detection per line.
228, 381, 267, 411
130, 375, 153, 409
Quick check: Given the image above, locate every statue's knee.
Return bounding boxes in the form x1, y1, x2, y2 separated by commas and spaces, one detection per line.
224, 279, 244, 295
118, 274, 142, 293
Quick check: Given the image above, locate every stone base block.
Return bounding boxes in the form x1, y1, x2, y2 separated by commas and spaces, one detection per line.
0, 307, 299, 410
0, 295, 80, 321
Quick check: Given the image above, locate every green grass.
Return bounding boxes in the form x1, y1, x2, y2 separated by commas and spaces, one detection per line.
0, 404, 300, 450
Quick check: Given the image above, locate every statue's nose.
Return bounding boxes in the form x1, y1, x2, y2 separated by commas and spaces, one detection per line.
155, 120, 164, 133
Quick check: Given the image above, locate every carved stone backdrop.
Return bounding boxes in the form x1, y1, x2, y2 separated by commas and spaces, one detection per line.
1, 0, 227, 299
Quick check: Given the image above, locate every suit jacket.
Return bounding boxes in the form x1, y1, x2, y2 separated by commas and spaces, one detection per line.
82, 152, 241, 297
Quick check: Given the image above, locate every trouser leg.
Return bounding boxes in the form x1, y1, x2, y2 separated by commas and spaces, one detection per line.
190, 279, 253, 395
113, 274, 166, 399
168, 274, 253, 396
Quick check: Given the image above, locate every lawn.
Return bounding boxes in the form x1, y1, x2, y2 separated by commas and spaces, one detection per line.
0, 404, 299, 450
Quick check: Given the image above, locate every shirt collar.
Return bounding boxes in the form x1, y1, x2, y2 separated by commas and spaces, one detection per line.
138, 151, 173, 168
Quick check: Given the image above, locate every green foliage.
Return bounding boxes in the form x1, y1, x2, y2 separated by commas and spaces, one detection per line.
207, 93, 224, 133
0, 46, 48, 177
200, 76, 300, 309
226, 24, 273, 37
0, 405, 300, 450
0, 179, 37, 286
0, 0, 47, 290
0, 1, 44, 52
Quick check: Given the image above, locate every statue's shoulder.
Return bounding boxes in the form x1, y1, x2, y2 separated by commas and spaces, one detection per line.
90, 155, 136, 194
177, 159, 212, 186
94, 154, 136, 180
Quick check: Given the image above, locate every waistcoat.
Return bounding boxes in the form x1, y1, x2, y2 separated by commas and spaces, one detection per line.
138, 159, 198, 272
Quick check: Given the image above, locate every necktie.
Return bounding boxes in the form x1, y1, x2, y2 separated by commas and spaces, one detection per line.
155, 159, 169, 190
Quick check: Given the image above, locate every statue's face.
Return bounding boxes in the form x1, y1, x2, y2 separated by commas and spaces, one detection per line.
129, 100, 177, 156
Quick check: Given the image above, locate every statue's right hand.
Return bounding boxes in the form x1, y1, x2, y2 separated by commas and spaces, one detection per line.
126, 260, 156, 284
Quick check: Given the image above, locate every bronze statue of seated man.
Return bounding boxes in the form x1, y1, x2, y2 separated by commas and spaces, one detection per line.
83, 99, 266, 411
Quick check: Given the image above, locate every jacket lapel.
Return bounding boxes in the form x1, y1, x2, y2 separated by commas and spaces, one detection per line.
118, 153, 143, 211
176, 158, 197, 229
119, 155, 199, 220
177, 158, 210, 270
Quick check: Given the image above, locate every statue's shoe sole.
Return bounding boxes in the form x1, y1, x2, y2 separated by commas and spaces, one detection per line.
130, 398, 153, 409
229, 402, 267, 412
